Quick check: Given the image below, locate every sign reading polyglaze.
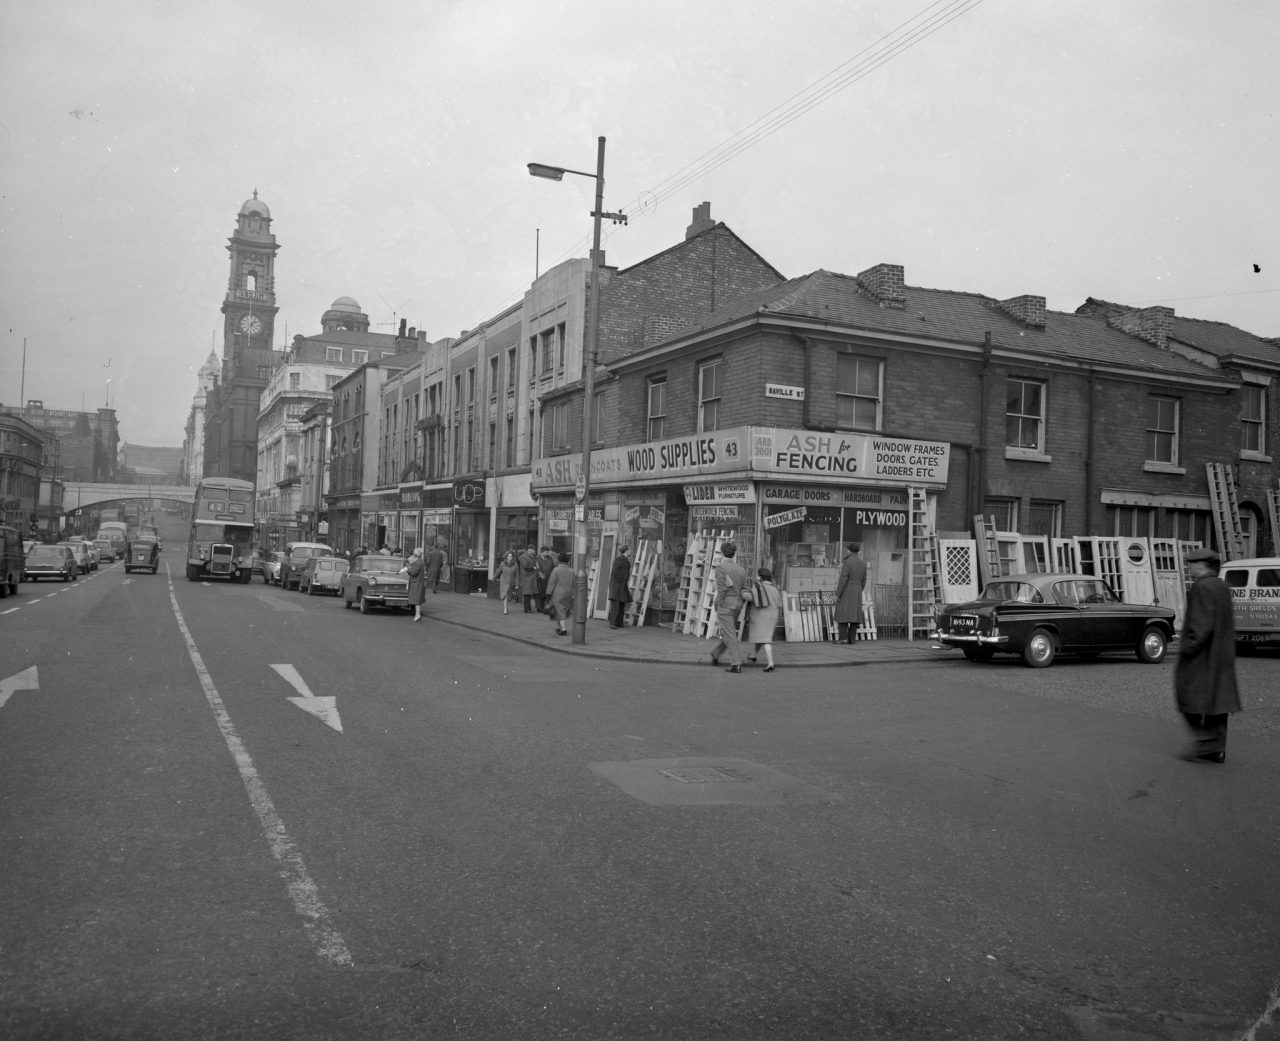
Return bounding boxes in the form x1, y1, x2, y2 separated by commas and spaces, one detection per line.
530, 427, 950, 491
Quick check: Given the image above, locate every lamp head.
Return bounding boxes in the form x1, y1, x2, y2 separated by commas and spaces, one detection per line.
527, 162, 565, 181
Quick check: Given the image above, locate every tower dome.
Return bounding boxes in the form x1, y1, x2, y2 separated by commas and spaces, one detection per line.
330, 295, 362, 313
238, 189, 271, 219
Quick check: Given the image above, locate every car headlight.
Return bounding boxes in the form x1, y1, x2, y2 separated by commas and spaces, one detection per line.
368, 575, 379, 586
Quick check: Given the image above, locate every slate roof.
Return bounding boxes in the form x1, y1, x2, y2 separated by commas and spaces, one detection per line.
1080, 296, 1279, 367
640, 269, 1237, 384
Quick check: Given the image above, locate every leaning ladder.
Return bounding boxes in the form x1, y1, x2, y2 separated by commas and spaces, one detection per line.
1267, 489, 1280, 554
908, 487, 939, 641
973, 514, 1001, 587
1206, 463, 1248, 561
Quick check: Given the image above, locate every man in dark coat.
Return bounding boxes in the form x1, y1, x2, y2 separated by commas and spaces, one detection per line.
1174, 547, 1241, 764
834, 543, 868, 644
608, 545, 633, 628
536, 545, 556, 611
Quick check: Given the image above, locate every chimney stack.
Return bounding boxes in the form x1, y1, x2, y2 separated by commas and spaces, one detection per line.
856, 263, 906, 308
685, 201, 715, 240
996, 295, 1047, 328
1107, 306, 1174, 348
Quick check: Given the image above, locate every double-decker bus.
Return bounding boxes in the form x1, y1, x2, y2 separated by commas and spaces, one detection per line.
186, 477, 255, 583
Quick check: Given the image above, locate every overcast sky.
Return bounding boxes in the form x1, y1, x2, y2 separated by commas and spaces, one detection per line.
2, 0, 1276, 448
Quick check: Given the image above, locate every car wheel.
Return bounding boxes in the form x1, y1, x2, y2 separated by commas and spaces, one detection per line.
1023, 627, 1056, 667
962, 647, 994, 663
358, 591, 370, 615
1136, 625, 1168, 664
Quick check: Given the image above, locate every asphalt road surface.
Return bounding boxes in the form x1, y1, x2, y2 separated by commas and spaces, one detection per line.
2, 550, 1278, 1041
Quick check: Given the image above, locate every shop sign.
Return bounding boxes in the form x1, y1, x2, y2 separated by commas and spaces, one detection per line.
765, 506, 807, 530
754, 429, 950, 485
684, 481, 755, 505
691, 505, 741, 520
399, 486, 424, 510
765, 383, 805, 400
761, 486, 908, 508
422, 509, 451, 524
452, 478, 486, 508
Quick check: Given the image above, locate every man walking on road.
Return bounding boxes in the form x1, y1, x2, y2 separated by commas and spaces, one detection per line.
1174, 546, 1241, 764
709, 541, 748, 673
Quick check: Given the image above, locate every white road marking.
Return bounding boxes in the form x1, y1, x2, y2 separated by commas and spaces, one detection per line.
0, 666, 39, 709
270, 663, 343, 732
166, 573, 352, 967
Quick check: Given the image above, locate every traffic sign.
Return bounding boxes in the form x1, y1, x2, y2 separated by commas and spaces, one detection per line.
574, 474, 587, 502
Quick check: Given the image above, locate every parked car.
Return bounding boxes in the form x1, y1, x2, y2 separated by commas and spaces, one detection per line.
57, 540, 93, 575
124, 536, 161, 574
933, 572, 1177, 668
261, 551, 285, 585
341, 554, 410, 614
300, 555, 350, 596
23, 544, 77, 582
92, 538, 116, 565
281, 542, 333, 591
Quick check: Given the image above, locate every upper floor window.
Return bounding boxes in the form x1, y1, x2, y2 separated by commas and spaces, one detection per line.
647, 378, 666, 441
698, 358, 722, 433
1146, 395, 1179, 465
528, 337, 537, 381
1242, 382, 1267, 456
836, 355, 881, 429
326, 375, 339, 390
351, 350, 368, 365
289, 372, 300, 390
489, 356, 499, 401
591, 391, 605, 444
506, 347, 518, 389
467, 366, 476, 403
550, 402, 569, 449
325, 347, 343, 363
1006, 378, 1045, 452
540, 329, 556, 374
556, 323, 566, 370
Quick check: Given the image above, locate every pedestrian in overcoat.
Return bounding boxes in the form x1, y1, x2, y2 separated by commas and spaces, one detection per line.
746, 568, 783, 672
608, 545, 633, 628
495, 550, 519, 615
404, 547, 426, 622
518, 545, 541, 613
709, 541, 748, 672
423, 540, 445, 594
537, 545, 556, 610
1174, 547, 1241, 764
545, 552, 574, 636
834, 542, 868, 644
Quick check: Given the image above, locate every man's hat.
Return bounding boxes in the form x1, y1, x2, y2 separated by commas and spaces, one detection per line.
1185, 547, 1221, 565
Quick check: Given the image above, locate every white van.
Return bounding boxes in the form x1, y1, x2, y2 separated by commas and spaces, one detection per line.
1221, 557, 1280, 652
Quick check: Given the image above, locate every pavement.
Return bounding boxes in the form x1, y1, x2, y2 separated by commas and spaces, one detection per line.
422, 588, 943, 667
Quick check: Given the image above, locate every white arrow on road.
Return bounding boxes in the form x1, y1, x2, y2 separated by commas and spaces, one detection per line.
270, 663, 343, 732
0, 666, 39, 709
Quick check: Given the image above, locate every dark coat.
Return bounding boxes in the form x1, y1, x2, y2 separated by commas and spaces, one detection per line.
1175, 573, 1241, 715
545, 562, 574, 620
518, 550, 540, 596
834, 550, 868, 624
423, 547, 445, 587
609, 553, 632, 603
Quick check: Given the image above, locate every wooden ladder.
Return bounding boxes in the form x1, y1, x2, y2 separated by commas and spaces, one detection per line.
622, 540, 661, 627
1206, 462, 1248, 560
973, 513, 1001, 588
1267, 489, 1280, 555
908, 487, 939, 641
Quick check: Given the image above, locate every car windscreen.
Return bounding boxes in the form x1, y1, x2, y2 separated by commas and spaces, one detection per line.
361, 557, 403, 574
28, 547, 64, 561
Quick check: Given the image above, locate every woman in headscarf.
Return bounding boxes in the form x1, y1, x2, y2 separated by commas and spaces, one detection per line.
405, 546, 426, 622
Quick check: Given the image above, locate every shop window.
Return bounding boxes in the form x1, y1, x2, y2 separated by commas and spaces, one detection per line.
1027, 500, 1061, 538
1163, 508, 1213, 544
1107, 505, 1154, 538
836, 356, 881, 429
647, 378, 666, 441
1006, 378, 1045, 453
983, 499, 1019, 532
1241, 382, 1267, 456
1146, 395, 1179, 465
698, 358, 722, 433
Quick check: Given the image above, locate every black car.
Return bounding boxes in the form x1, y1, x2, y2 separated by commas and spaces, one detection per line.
933, 572, 1177, 668
124, 536, 161, 574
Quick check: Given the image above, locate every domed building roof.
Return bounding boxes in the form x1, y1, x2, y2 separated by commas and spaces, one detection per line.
330, 296, 362, 313
238, 190, 271, 219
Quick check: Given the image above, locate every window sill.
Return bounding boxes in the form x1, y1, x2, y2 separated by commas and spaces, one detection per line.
1004, 447, 1051, 463
1239, 451, 1272, 464
1142, 462, 1186, 475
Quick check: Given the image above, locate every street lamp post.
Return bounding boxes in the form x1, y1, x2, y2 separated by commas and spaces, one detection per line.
528, 136, 627, 644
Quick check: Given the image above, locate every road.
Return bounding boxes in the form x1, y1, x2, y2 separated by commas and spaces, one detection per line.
2, 548, 1278, 1041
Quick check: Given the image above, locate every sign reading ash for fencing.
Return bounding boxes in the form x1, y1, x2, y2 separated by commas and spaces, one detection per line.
589, 757, 841, 807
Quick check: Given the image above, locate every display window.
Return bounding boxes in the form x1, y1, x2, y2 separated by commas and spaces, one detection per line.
687, 502, 757, 576
453, 511, 490, 568
496, 509, 539, 558
765, 504, 840, 592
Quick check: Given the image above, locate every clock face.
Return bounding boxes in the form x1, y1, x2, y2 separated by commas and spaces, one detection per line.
240, 314, 263, 335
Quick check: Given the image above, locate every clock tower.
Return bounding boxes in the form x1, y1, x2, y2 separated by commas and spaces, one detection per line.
220, 189, 279, 354
203, 190, 283, 482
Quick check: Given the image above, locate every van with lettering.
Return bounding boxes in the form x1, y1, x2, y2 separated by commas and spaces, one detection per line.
1221, 557, 1280, 652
